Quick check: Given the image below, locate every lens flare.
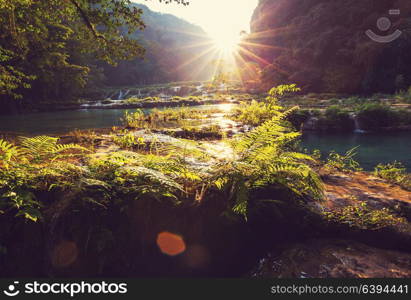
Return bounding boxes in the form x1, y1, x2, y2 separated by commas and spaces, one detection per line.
156, 231, 186, 256
212, 32, 241, 53
51, 240, 78, 268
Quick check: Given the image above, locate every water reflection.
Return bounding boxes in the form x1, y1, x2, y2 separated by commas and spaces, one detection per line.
0, 105, 234, 135
301, 132, 411, 171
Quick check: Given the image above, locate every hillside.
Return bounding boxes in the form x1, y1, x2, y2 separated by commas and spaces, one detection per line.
102, 3, 213, 86
243, 0, 411, 94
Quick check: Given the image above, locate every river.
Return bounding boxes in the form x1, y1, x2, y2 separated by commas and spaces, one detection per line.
302, 132, 411, 171
0, 107, 410, 171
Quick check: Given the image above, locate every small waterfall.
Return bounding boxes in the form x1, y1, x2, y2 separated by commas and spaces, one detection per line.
352, 114, 366, 133
117, 90, 123, 100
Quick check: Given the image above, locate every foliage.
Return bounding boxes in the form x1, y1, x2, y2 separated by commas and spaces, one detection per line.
316, 106, 355, 132
324, 147, 362, 173
0, 139, 21, 169
247, 0, 411, 94
395, 87, 411, 104
0, 136, 89, 222
356, 104, 397, 130
122, 110, 146, 128
232, 84, 300, 126
214, 106, 323, 219
286, 109, 311, 130
113, 130, 145, 150
122, 107, 222, 129
19, 136, 89, 162
232, 100, 277, 126
374, 162, 411, 191
0, 0, 192, 109
355, 104, 411, 131
323, 201, 406, 230
175, 125, 224, 140
87, 150, 200, 205
0, 0, 148, 100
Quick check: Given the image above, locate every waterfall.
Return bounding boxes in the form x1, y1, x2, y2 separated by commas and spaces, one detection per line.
117, 90, 123, 100
353, 115, 366, 133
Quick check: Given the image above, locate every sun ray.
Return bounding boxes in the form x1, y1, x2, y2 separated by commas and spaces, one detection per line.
233, 51, 259, 84
237, 45, 272, 66
239, 40, 289, 52
175, 46, 219, 71
188, 49, 222, 80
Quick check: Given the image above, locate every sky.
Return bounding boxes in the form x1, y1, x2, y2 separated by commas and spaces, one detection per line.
132, 0, 259, 39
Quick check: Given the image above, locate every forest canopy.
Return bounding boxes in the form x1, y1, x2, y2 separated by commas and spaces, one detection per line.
0, 0, 189, 104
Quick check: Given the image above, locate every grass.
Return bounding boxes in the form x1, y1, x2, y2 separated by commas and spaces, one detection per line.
112, 130, 146, 150
374, 162, 411, 191
322, 147, 363, 173
172, 125, 225, 140
323, 201, 406, 230
122, 107, 224, 129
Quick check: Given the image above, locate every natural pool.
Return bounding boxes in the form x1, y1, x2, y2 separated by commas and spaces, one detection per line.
0, 107, 410, 171
301, 132, 411, 171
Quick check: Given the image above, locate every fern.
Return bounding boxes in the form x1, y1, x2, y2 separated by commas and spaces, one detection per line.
213, 94, 324, 219
19, 136, 89, 162
114, 166, 184, 202
0, 139, 20, 168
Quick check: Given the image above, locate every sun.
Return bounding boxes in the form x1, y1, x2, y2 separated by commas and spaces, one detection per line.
212, 31, 241, 53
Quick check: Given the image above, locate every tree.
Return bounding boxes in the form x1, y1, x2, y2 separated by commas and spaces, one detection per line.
0, 0, 188, 100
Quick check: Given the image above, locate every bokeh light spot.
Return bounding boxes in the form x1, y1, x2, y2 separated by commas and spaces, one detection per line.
156, 232, 186, 256
185, 245, 210, 269
51, 240, 78, 268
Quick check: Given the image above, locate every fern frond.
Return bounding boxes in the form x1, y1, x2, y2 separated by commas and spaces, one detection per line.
282, 152, 315, 161
19, 136, 89, 162
118, 166, 184, 192
19, 136, 58, 155
51, 143, 90, 154
0, 139, 21, 165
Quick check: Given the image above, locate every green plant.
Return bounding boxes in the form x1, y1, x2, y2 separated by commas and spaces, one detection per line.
356, 104, 396, 130
0, 139, 21, 169
232, 84, 301, 126
0, 136, 89, 222
87, 150, 203, 206
231, 100, 276, 126
175, 125, 224, 140
19, 136, 89, 163
113, 130, 145, 149
122, 109, 146, 128
213, 106, 324, 219
323, 201, 406, 230
316, 106, 355, 132
286, 109, 311, 130
311, 149, 322, 161
324, 147, 362, 172
374, 162, 411, 191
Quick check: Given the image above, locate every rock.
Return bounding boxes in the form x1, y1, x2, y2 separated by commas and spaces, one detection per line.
302, 117, 319, 131
246, 0, 411, 94
251, 239, 411, 278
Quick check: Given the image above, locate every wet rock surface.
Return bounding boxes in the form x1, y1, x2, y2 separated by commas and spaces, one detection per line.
321, 171, 411, 217
252, 170, 411, 278
251, 239, 411, 278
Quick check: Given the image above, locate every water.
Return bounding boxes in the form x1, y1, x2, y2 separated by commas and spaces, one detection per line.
0, 105, 231, 135
0, 108, 410, 171
301, 132, 411, 171
0, 109, 129, 135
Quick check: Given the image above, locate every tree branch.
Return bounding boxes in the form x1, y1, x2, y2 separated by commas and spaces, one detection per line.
69, 0, 107, 42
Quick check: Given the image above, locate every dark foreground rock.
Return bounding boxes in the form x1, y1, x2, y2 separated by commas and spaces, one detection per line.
251, 239, 411, 278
